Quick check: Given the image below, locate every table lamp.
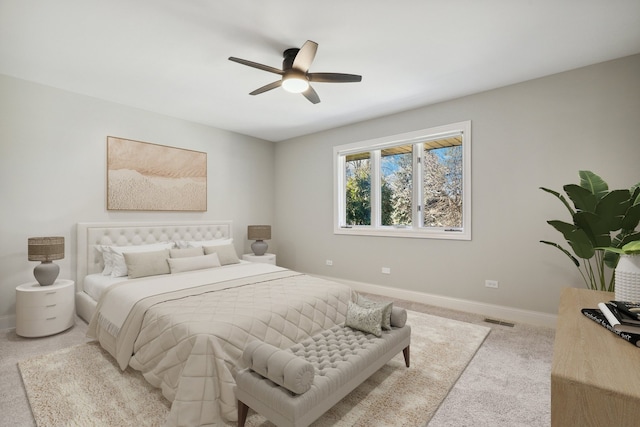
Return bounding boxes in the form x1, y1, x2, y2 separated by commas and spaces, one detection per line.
247, 225, 271, 256
28, 236, 64, 286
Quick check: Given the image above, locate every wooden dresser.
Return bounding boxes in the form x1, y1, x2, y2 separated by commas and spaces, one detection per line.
552, 287, 640, 426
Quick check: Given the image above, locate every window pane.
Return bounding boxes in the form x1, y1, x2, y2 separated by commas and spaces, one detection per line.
422, 145, 463, 228
345, 153, 371, 225
381, 145, 412, 226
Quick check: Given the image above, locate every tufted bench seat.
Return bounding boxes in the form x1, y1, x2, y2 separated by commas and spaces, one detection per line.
235, 322, 411, 427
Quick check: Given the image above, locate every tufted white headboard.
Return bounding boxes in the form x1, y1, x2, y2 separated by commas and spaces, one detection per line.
76, 221, 232, 291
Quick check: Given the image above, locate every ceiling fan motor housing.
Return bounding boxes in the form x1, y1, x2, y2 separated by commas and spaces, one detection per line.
283, 48, 300, 70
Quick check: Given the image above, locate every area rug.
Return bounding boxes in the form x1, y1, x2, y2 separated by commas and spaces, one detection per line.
19, 311, 490, 427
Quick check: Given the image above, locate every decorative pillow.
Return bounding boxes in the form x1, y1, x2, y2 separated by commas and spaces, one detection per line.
203, 244, 240, 266
167, 253, 221, 274
95, 245, 114, 276
170, 247, 204, 258
390, 306, 408, 328
345, 300, 384, 337
108, 242, 175, 277
356, 294, 393, 330
176, 238, 233, 249
123, 249, 170, 279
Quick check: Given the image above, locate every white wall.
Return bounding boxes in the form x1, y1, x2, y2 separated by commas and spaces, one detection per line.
0, 74, 275, 329
274, 54, 640, 320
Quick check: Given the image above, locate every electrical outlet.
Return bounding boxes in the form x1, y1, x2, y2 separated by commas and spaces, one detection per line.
381, 267, 391, 274
326, 259, 333, 266
485, 280, 499, 288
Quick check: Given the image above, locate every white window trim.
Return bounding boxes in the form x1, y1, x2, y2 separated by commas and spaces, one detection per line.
333, 120, 471, 240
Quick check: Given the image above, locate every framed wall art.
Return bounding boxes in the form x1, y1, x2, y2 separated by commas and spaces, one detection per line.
107, 136, 207, 211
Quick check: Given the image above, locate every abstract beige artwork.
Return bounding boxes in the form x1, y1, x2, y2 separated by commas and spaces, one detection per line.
107, 137, 207, 211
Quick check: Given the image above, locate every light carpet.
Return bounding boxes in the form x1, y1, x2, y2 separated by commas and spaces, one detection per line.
19, 311, 490, 427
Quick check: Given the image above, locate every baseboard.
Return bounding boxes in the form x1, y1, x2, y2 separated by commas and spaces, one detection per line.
0, 315, 15, 331
315, 274, 557, 328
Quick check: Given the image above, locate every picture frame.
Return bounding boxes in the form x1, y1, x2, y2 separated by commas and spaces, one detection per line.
106, 136, 207, 211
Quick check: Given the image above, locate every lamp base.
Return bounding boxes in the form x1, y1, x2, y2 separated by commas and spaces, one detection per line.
251, 240, 268, 256
33, 261, 60, 286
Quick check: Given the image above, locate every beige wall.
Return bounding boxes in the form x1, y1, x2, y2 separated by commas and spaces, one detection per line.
0, 75, 275, 329
273, 54, 640, 318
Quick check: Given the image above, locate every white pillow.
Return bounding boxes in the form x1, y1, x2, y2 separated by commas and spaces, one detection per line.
170, 247, 204, 258
176, 238, 233, 249
123, 249, 170, 279
168, 253, 221, 274
108, 242, 175, 277
203, 244, 240, 266
95, 245, 115, 276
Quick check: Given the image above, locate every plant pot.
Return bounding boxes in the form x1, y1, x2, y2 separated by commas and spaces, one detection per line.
615, 254, 640, 301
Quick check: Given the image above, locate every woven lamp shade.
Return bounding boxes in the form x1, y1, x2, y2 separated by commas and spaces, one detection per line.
247, 225, 271, 240
28, 236, 65, 261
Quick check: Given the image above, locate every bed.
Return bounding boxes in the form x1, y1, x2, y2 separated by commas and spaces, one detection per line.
76, 221, 353, 426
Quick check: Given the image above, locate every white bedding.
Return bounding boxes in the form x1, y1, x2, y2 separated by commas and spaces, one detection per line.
87, 262, 352, 427
83, 273, 129, 301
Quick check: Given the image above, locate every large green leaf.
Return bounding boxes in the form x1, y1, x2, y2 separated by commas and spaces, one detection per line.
540, 240, 580, 267
547, 220, 595, 259
579, 170, 608, 201
622, 240, 640, 254
631, 186, 640, 205
573, 212, 612, 248
596, 189, 632, 231
540, 187, 575, 215
564, 184, 597, 212
622, 203, 640, 231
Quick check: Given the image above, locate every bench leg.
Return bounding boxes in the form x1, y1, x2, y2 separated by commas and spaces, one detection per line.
238, 400, 249, 427
403, 345, 410, 367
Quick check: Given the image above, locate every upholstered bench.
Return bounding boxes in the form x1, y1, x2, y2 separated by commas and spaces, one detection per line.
235, 315, 411, 427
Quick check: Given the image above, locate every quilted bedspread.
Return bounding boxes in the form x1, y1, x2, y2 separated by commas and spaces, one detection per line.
88, 263, 351, 427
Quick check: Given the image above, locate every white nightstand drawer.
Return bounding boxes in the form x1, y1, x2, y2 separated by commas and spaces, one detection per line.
17, 303, 72, 320
16, 286, 71, 307
16, 315, 74, 338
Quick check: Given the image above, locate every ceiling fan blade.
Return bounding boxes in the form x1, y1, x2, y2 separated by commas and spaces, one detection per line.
249, 80, 282, 95
292, 40, 318, 72
308, 72, 362, 83
302, 85, 320, 104
228, 57, 283, 75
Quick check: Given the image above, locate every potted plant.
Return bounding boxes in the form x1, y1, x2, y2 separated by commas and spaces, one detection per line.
599, 241, 640, 300
540, 171, 640, 292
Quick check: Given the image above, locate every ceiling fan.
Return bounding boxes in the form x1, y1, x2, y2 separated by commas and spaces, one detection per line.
228, 40, 362, 104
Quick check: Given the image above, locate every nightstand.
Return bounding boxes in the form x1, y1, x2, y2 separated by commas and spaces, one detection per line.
16, 279, 75, 337
242, 253, 276, 265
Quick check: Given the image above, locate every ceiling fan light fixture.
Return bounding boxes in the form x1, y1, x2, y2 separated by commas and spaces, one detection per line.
282, 72, 309, 93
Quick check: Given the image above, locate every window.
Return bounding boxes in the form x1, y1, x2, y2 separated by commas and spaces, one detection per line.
334, 121, 471, 240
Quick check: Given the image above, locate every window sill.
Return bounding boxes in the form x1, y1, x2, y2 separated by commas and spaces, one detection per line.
334, 226, 470, 240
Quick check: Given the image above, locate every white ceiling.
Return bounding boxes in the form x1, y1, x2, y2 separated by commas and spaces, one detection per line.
1, 1, 639, 142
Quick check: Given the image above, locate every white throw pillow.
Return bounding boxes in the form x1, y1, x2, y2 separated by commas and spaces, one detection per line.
175, 238, 233, 249
167, 253, 221, 274
169, 247, 204, 258
95, 245, 115, 276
